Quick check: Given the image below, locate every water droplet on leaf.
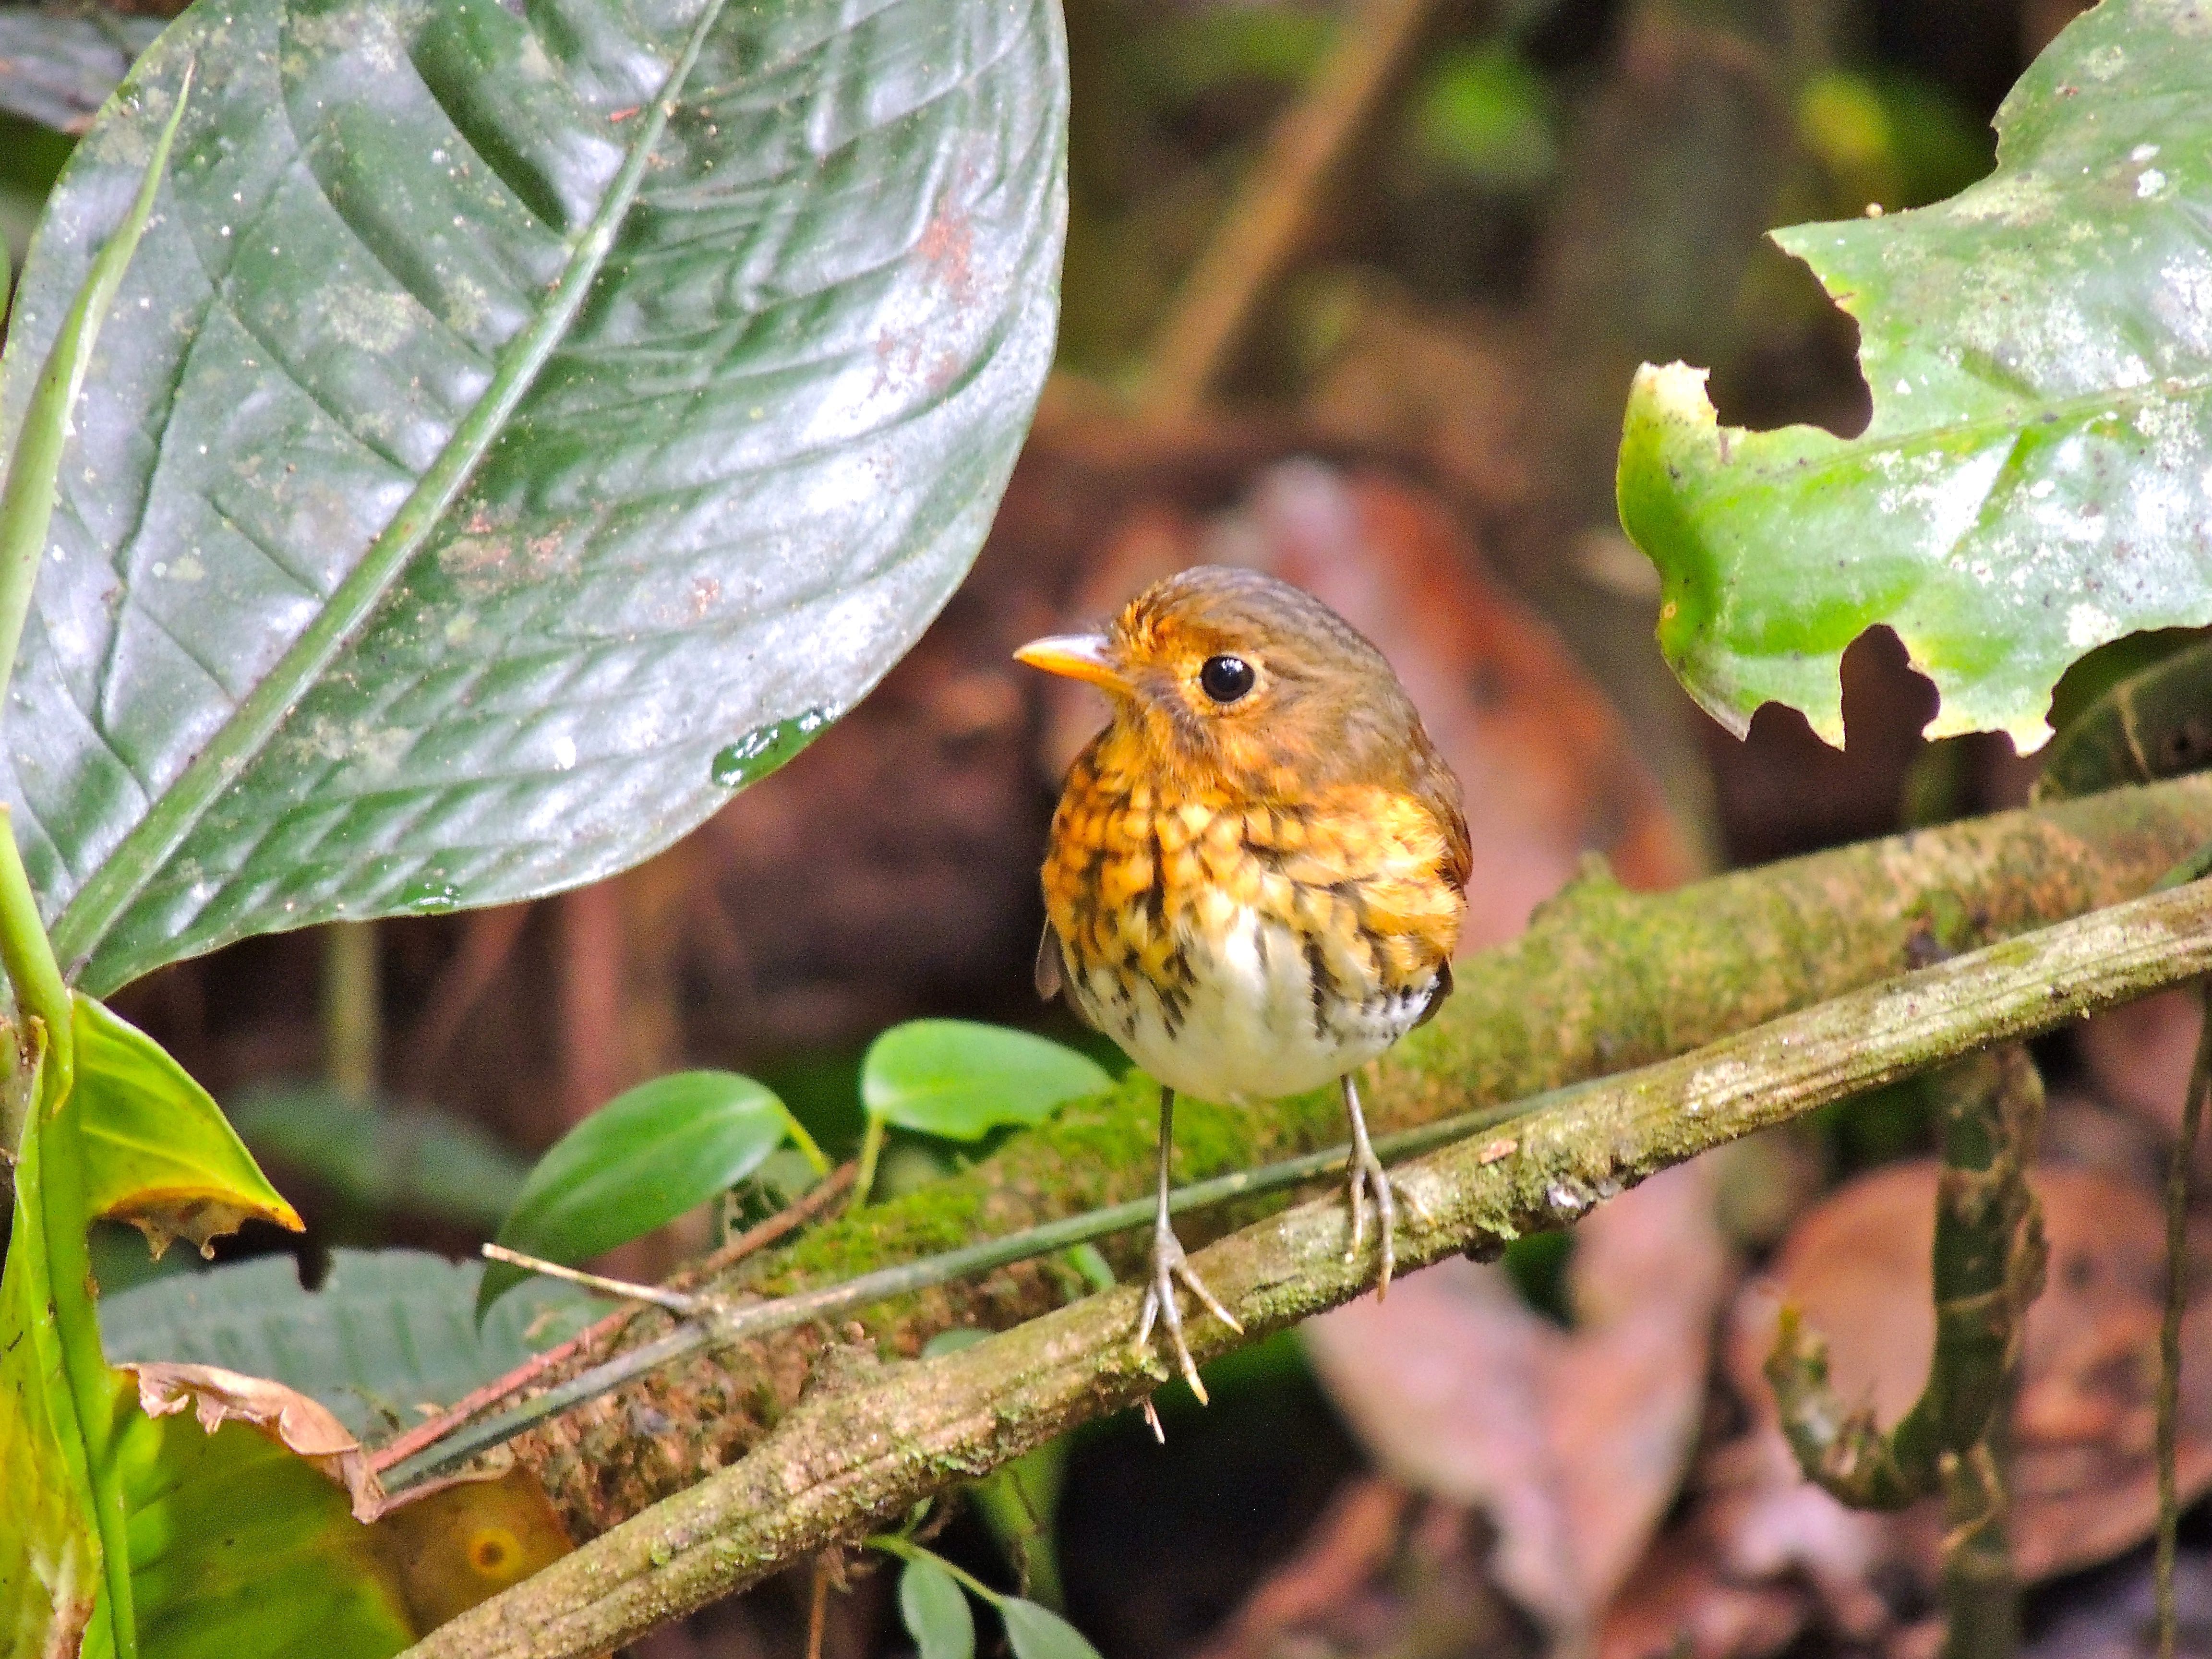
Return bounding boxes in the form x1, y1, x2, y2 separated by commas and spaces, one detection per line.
710, 708, 830, 787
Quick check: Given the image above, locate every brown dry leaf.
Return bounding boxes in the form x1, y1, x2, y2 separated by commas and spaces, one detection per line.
124, 1361, 386, 1523
1041, 461, 1700, 949
1598, 1527, 1812, 1659
1720, 1162, 2212, 1604
1305, 1157, 1729, 1639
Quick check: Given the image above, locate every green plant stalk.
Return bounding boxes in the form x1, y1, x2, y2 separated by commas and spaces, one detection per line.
513, 775, 2212, 1539
2156, 981, 2212, 1659
867, 1535, 1007, 1609
383, 1089, 1545, 1488
0, 66, 190, 708
853, 1115, 889, 1208
1767, 1046, 2046, 1659
48, 0, 735, 986
782, 1108, 830, 1179
320, 923, 382, 1100
0, 808, 132, 1658
397, 871, 2212, 1659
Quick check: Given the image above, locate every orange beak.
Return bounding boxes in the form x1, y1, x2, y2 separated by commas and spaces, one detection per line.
1013, 632, 1128, 695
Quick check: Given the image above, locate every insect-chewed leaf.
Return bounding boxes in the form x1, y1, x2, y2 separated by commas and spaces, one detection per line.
1000, 1597, 1105, 1659
1616, 0, 2212, 754
899, 1554, 977, 1659
0, 0, 1067, 997
121, 1360, 383, 1521
479, 1070, 795, 1315
73, 993, 303, 1258
861, 1021, 1112, 1142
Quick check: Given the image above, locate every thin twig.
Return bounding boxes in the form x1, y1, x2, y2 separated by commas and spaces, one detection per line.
1135, 0, 1444, 422
666, 1161, 856, 1291
480, 1244, 708, 1316
2157, 979, 2212, 1659
365, 1169, 854, 1477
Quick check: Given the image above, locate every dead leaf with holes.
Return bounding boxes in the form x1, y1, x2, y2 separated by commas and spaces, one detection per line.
124, 1361, 387, 1522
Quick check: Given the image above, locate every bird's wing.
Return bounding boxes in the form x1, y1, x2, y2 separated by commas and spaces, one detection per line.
1412, 959, 1453, 1028
1034, 921, 1069, 1003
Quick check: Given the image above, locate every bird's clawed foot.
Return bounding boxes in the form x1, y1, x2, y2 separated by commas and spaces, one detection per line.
1343, 1091, 1428, 1297
1135, 1220, 1242, 1414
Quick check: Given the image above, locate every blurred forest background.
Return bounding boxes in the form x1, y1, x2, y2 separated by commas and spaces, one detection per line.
11, 0, 2210, 1654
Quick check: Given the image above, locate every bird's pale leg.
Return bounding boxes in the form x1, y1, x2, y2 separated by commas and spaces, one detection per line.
1135, 1086, 1242, 1406
1342, 1071, 1423, 1296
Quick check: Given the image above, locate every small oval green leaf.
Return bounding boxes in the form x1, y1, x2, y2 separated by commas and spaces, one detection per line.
899, 1554, 976, 1659
1001, 1598, 1103, 1659
860, 1021, 1112, 1143
480, 1071, 792, 1316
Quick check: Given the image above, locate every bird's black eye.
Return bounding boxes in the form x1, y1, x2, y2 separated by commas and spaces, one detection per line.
1199, 654, 1256, 703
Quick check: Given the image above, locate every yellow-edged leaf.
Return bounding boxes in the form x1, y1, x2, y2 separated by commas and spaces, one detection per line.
73, 996, 301, 1258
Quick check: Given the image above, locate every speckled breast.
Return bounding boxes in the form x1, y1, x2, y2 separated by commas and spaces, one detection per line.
1042, 746, 1459, 1102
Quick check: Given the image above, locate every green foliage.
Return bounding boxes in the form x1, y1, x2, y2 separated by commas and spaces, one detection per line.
0, 0, 1066, 998
226, 1085, 531, 1234
480, 1071, 814, 1317
2037, 636, 2212, 800
1617, 0, 2212, 755
863, 1021, 1114, 1142
874, 1538, 1102, 1659
102, 1250, 603, 1442
1000, 1598, 1106, 1659
899, 1554, 978, 1659
855, 1021, 1113, 1205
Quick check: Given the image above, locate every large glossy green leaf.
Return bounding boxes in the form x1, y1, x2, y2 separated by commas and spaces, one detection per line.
479, 1069, 796, 1314
860, 1020, 1112, 1141
0, 0, 1066, 996
1615, 0, 2212, 754
99, 1249, 603, 1441
73, 995, 303, 1259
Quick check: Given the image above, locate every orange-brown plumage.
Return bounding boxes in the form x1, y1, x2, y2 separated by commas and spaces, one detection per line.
1017, 565, 1469, 1411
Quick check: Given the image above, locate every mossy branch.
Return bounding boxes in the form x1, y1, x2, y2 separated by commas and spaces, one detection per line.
505, 775, 2212, 1542
398, 868, 2212, 1659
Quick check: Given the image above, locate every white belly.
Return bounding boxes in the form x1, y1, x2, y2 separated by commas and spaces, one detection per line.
1070, 904, 1437, 1102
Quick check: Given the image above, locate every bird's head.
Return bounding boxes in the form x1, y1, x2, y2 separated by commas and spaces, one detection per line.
1015, 565, 1436, 800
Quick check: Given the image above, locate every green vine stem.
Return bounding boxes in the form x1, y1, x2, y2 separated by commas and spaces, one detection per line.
505, 774, 2212, 1541
0, 808, 132, 1658
397, 872, 2212, 1659
1767, 1047, 2046, 1659
0, 65, 192, 1659
2156, 981, 2212, 1659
